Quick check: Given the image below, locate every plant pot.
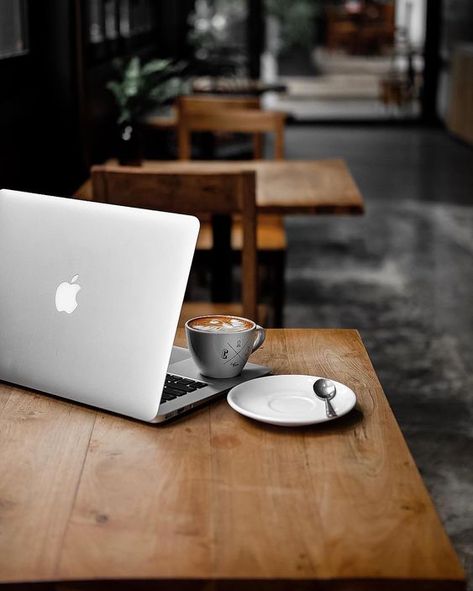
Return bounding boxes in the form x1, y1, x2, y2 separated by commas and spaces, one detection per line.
117, 121, 143, 166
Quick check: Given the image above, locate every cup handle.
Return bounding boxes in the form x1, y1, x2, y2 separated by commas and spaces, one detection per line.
252, 325, 266, 353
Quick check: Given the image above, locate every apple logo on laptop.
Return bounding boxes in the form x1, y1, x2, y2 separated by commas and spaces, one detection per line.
55, 274, 81, 314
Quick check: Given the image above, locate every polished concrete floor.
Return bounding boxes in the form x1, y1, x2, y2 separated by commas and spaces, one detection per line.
283, 125, 473, 585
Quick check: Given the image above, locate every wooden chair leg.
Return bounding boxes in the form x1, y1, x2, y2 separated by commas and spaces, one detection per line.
273, 249, 286, 327
275, 116, 285, 160
211, 214, 233, 302
253, 132, 263, 159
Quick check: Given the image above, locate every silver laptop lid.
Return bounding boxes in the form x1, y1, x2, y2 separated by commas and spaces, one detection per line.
0, 189, 199, 421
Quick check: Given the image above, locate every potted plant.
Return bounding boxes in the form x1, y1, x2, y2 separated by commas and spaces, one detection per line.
107, 57, 186, 165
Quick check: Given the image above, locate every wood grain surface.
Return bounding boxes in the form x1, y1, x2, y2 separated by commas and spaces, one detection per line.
0, 330, 465, 590
74, 159, 364, 215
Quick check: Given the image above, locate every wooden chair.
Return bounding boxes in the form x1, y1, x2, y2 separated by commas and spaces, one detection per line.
176, 95, 263, 159
91, 165, 262, 325
176, 95, 287, 325
177, 95, 286, 160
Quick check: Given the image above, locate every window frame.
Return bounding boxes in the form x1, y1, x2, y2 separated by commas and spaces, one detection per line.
0, 0, 29, 61
84, 0, 159, 66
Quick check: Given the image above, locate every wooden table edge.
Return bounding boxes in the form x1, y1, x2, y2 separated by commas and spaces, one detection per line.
0, 576, 466, 591
72, 158, 365, 216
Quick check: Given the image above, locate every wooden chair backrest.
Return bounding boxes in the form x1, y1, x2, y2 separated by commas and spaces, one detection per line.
178, 94, 261, 114
177, 96, 286, 160
91, 165, 258, 321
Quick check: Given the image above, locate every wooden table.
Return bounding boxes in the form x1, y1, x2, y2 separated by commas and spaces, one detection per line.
0, 329, 465, 590
75, 159, 364, 216
75, 159, 364, 304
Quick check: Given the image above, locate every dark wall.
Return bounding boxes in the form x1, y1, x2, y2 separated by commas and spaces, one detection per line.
422, 1, 442, 122
0, 0, 83, 195
156, 0, 194, 59
0, 0, 195, 196
0, 60, 39, 192
248, 0, 264, 78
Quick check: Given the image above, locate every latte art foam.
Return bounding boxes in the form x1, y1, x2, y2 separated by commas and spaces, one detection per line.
189, 315, 253, 333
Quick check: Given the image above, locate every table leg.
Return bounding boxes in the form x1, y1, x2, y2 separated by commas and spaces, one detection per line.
211, 214, 232, 302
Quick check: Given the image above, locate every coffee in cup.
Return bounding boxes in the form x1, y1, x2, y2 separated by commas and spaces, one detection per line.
185, 314, 265, 379
187, 315, 253, 333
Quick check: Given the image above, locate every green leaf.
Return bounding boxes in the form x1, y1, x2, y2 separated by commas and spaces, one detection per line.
106, 56, 189, 123
141, 59, 172, 76
125, 56, 141, 80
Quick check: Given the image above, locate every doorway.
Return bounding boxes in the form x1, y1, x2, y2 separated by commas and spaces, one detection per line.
262, 0, 427, 121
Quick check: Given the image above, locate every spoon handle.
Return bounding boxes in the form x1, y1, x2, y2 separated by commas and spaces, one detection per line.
325, 399, 337, 418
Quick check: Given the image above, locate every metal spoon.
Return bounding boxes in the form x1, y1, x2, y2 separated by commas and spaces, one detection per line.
313, 379, 337, 418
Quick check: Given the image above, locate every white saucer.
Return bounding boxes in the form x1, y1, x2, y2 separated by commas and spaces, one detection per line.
227, 375, 357, 426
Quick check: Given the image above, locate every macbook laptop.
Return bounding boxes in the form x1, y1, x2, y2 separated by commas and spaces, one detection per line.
0, 189, 269, 422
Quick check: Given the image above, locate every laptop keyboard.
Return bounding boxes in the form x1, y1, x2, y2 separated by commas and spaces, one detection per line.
161, 373, 208, 403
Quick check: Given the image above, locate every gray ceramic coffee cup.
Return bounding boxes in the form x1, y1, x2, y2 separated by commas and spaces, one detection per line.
185, 315, 266, 379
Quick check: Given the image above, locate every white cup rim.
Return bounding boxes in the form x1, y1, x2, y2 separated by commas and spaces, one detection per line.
185, 314, 256, 334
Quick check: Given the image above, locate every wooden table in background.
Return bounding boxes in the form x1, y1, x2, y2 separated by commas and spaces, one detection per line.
75, 159, 364, 304
75, 159, 364, 215
0, 329, 465, 590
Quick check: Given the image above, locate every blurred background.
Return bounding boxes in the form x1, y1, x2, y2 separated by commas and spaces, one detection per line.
1, 0, 472, 194
1, 0, 473, 581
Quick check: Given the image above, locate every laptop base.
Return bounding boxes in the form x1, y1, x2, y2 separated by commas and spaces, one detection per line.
154, 347, 271, 422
